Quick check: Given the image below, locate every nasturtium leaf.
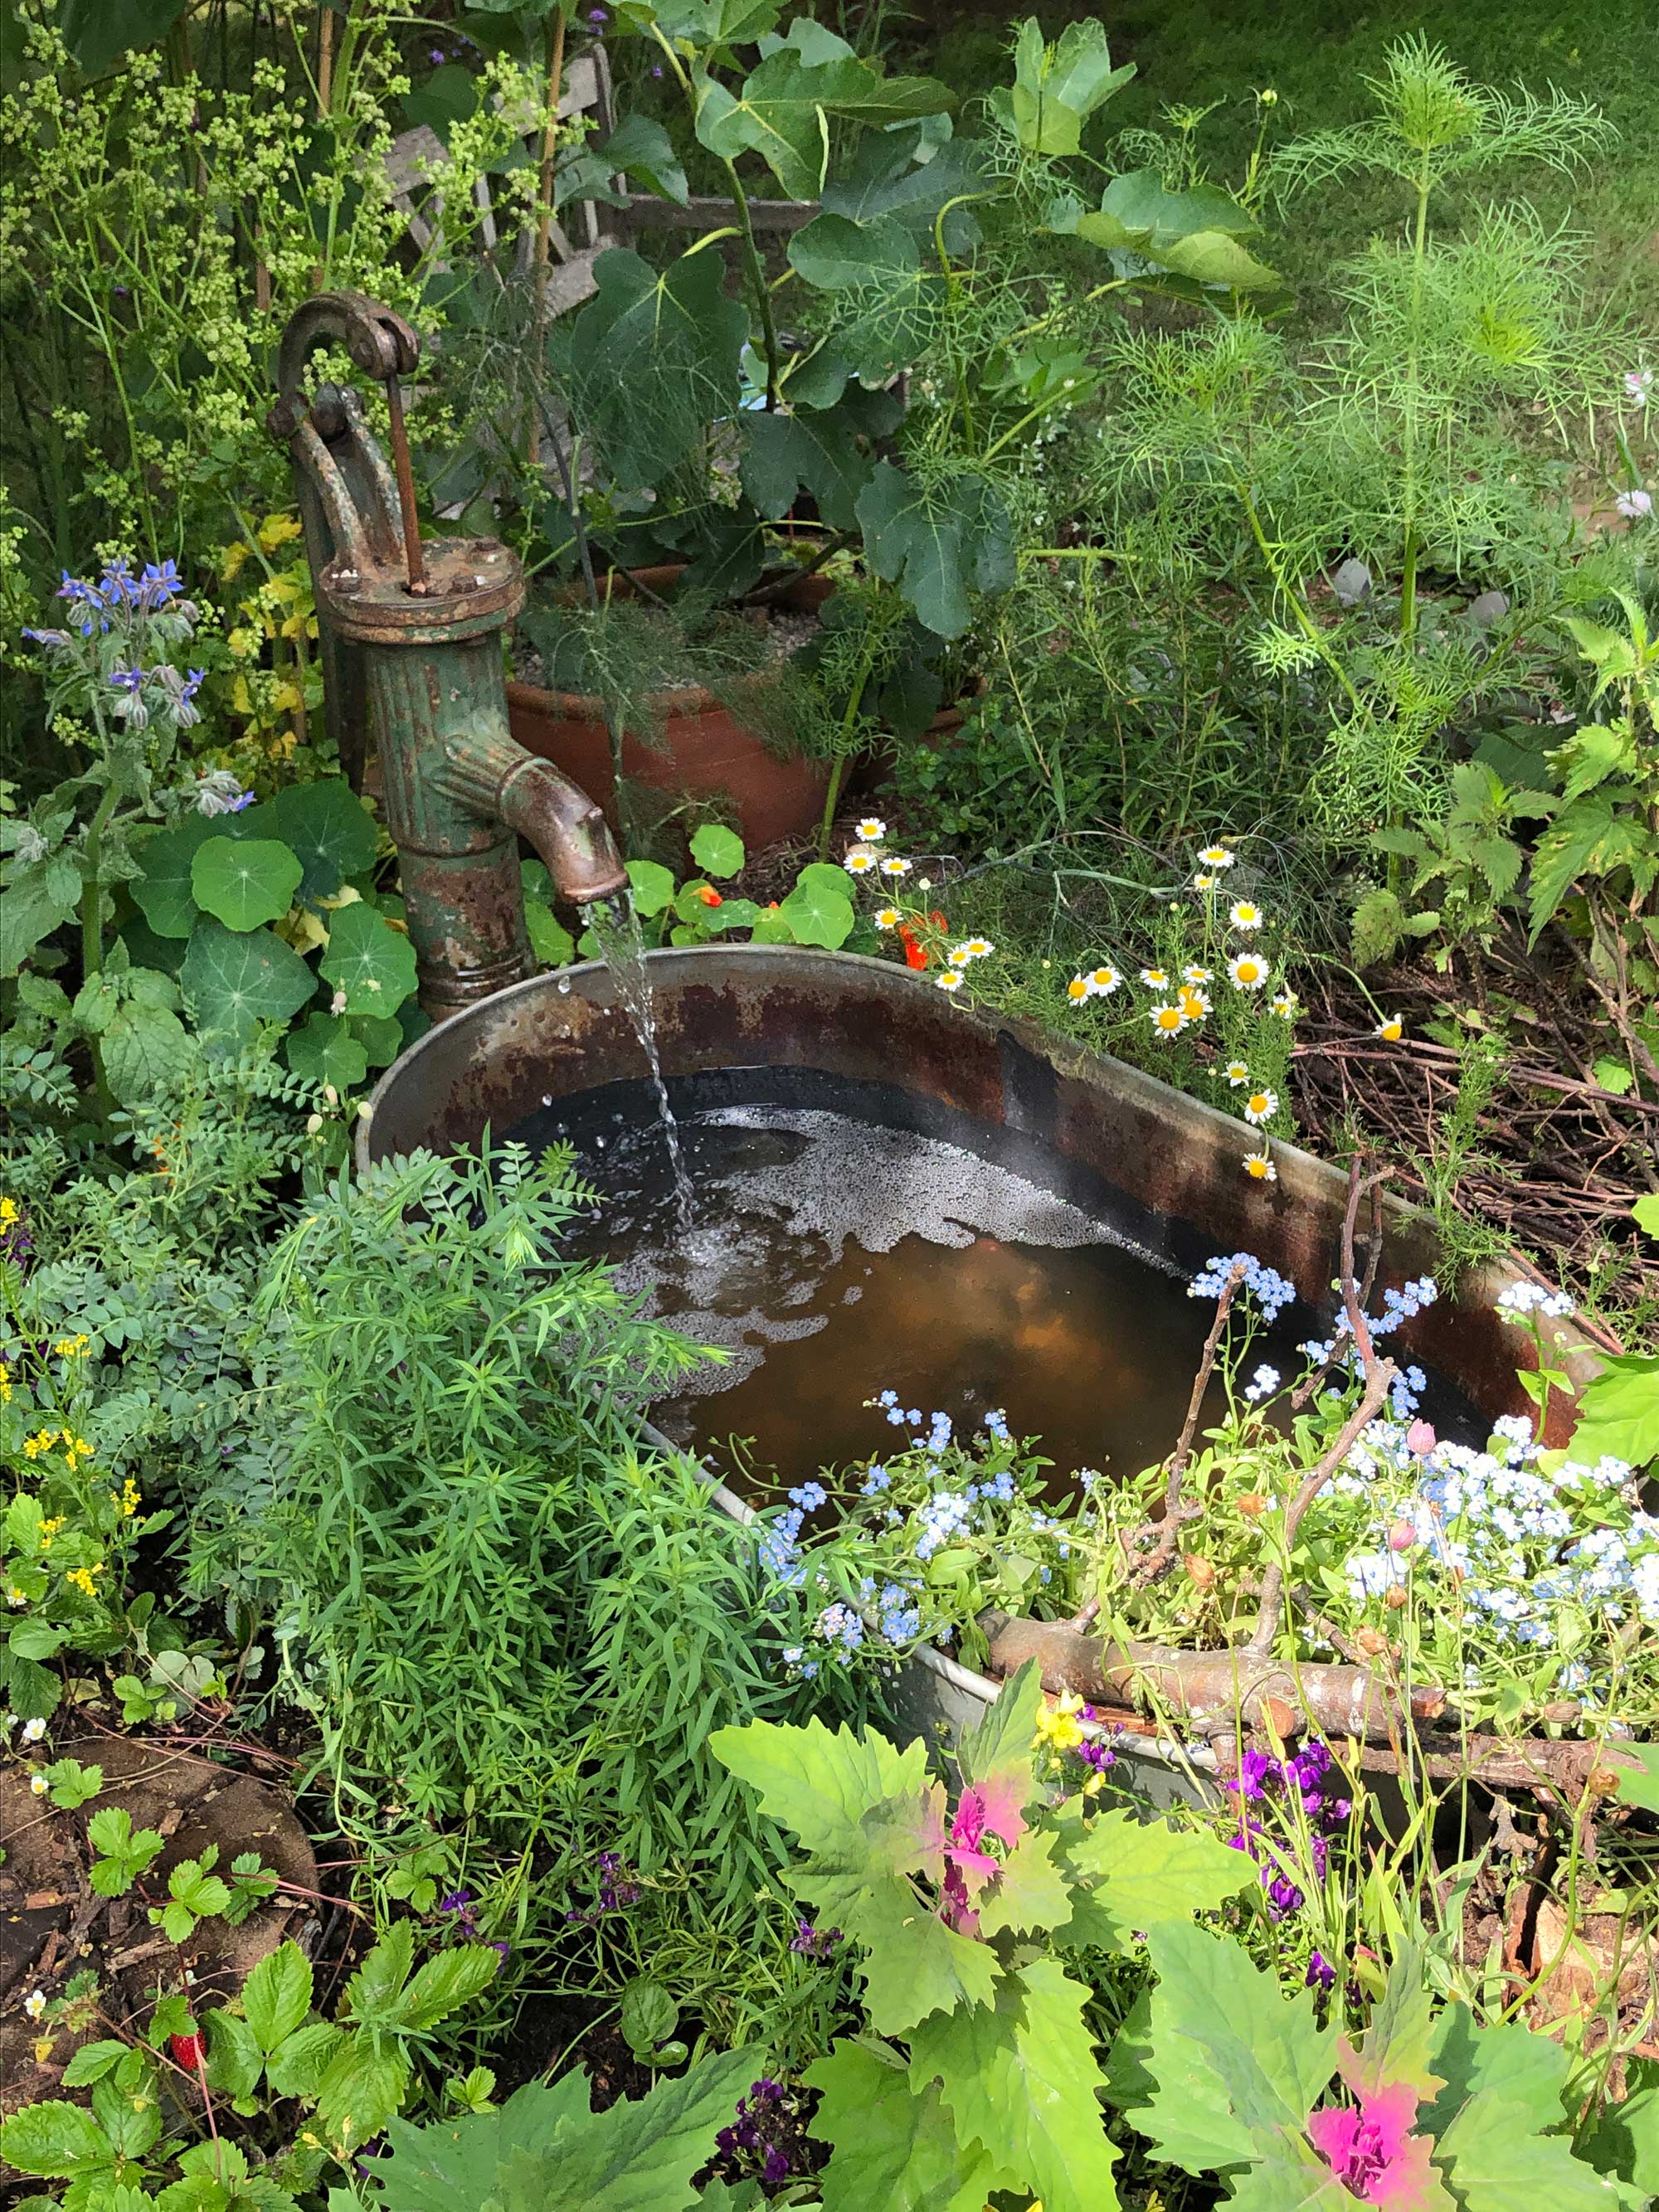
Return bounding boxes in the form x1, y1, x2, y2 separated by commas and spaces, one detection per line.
191, 836, 304, 931
689, 823, 746, 879
130, 814, 223, 936
856, 460, 1014, 639
181, 920, 315, 1041
1058, 1806, 1254, 1951
908, 1957, 1121, 2212
319, 903, 418, 1017
272, 778, 380, 899
351, 1013, 406, 1069
777, 860, 857, 947
286, 1012, 369, 1091
625, 858, 678, 919
1138, 1923, 1338, 2178
524, 900, 577, 969
805, 2039, 1005, 2211
1632, 1194, 1659, 1240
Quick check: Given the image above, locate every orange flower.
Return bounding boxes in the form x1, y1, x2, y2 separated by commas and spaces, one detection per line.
697, 885, 722, 907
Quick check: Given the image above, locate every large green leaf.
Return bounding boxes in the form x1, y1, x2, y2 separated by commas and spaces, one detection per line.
180, 920, 315, 1041
710, 1715, 927, 1853
191, 836, 304, 931
1528, 794, 1653, 942
1424, 2017, 1634, 2212
1138, 1923, 1338, 2177
654, 0, 783, 45
319, 903, 418, 1017
1226, 2132, 1363, 2210
0, 2098, 117, 2180
1563, 1353, 1659, 1470
977, 1826, 1073, 1940
1068, 171, 1279, 290
518, 2044, 761, 2210
1058, 1808, 1257, 1951
130, 815, 224, 937
286, 1012, 369, 1092
557, 248, 747, 491
243, 1940, 313, 2056
272, 779, 380, 900
805, 2039, 1005, 2211
786, 213, 937, 382
371, 2074, 594, 2212
560, 114, 691, 211
1579, 2062, 1659, 2198
908, 1957, 1121, 2212
1348, 1945, 1444, 2100
856, 461, 1014, 639
740, 401, 874, 530
696, 48, 953, 199
688, 824, 746, 879
0, 852, 83, 975
1008, 17, 1136, 155
956, 1659, 1044, 1830
60, 0, 187, 78
821, 128, 990, 255
101, 999, 196, 1104
776, 860, 857, 947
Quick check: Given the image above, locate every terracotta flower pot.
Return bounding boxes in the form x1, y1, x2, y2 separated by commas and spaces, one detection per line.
506, 564, 831, 851
506, 564, 968, 851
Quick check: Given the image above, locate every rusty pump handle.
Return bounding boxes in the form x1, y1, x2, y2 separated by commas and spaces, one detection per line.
268, 292, 426, 594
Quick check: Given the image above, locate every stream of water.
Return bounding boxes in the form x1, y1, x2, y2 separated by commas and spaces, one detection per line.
580, 897, 695, 1233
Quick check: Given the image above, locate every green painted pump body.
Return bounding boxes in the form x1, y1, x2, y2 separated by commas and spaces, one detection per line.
269, 292, 625, 1018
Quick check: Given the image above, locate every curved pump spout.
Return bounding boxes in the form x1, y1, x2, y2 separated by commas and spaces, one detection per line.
435, 728, 627, 908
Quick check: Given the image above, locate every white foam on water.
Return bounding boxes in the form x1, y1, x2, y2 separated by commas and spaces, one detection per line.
606, 1106, 1132, 1405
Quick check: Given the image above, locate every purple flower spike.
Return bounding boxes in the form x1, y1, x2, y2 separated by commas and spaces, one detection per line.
1305, 1951, 1336, 1991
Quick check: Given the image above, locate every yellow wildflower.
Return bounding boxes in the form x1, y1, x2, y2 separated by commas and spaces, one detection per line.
1033, 1690, 1087, 1754
66, 1563, 104, 1597
114, 1477, 142, 1518
0, 1197, 18, 1229
23, 1429, 56, 1460
53, 1334, 90, 1359
0, 1360, 11, 1403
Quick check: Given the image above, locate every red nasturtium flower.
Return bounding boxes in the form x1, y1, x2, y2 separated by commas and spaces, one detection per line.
697, 885, 722, 907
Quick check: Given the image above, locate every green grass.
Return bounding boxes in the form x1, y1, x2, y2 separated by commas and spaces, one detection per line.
893, 0, 1658, 314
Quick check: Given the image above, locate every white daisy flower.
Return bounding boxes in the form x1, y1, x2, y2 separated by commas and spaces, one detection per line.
1270, 990, 1298, 1018
1374, 1015, 1404, 1042
1140, 965, 1170, 989
1198, 843, 1236, 868
878, 855, 912, 878
844, 846, 877, 875
956, 937, 994, 961
1243, 1088, 1278, 1125
1182, 965, 1211, 986
1228, 900, 1263, 931
1149, 1001, 1187, 1039
855, 818, 887, 842
1228, 952, 1269, 992
1066, 974, 1092, 1004
936, 970, 963, 993
1242, 1150, 1277, 1183
1224, 1061, 1250, 1087
1088, 965, 1121, 996
1193, 872, 1218, 892
874, 907, 902, 931
1178, 987, 1211, 1018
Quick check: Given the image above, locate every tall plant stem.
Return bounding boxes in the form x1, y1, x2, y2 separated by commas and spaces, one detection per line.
528, 6, 570, 464
722, 159, 781, 411
1398, 168, 1433, 650
816, 622, 886, 859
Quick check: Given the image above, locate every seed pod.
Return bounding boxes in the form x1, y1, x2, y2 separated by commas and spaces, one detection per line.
1183, 1553, 1216, 1589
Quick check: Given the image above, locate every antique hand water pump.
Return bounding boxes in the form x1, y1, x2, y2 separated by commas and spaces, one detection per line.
270, 291, 625, 1018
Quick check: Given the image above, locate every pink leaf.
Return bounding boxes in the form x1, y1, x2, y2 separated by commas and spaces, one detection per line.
971, 1772, 1030, 1850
